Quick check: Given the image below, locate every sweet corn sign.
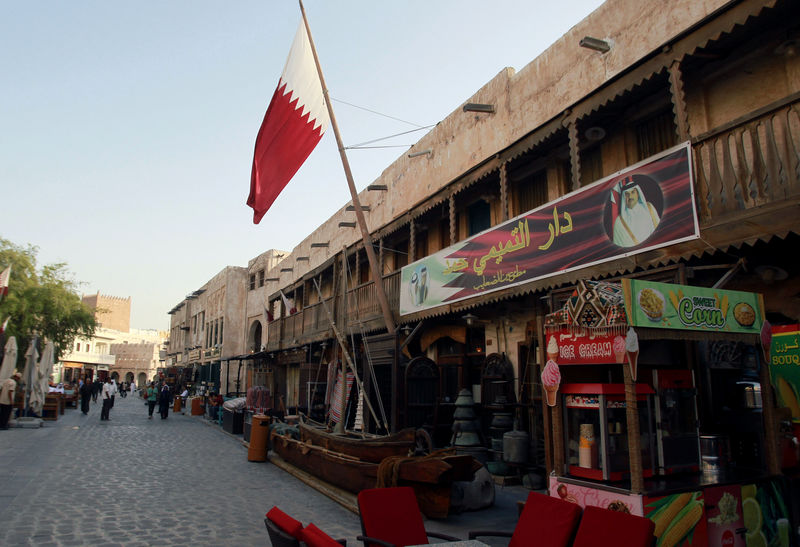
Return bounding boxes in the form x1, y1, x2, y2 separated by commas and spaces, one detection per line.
621, 279, 765, 334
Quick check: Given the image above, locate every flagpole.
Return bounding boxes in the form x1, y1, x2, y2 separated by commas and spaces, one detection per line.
298, 0, 396, 335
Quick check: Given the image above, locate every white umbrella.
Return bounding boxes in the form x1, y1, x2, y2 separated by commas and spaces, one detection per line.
38, 341, 55, 399
0, 335, 17, 381
23, 339, 42, 415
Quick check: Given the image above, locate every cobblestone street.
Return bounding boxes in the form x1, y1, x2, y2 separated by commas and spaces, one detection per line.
0, 395, 525, 546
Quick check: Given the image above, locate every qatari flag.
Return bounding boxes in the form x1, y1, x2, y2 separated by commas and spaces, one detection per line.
247, 22, 330, 224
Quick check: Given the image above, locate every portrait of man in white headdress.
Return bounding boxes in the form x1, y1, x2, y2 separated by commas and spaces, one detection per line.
611, 180, 661, 247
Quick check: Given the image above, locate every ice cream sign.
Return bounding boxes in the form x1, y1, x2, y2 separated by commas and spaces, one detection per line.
621, 279, 764, 334
545, 330, 627, 365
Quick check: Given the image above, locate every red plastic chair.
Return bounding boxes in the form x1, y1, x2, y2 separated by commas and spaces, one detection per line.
357, 486, 461, 547
301, 522, 346, 547
265, 507, 347, 547
468, 491, 582, 547
572, 505, 656, 547
265, 506, 304, 547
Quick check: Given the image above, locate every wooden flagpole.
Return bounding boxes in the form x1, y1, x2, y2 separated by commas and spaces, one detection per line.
298, 0, 396, 335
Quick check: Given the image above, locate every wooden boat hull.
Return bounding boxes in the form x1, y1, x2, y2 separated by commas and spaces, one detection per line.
298, 422, 416, 463
270, 428, 474, 518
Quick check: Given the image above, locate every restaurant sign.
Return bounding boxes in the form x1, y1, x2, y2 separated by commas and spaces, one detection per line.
400, 143, 697, 315
621, 279, 764, 334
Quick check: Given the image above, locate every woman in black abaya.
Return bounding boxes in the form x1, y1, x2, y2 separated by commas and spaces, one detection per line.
158, 383, 171, 419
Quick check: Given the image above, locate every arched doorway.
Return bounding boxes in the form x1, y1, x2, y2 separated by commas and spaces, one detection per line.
125, 372, 134, 384
111, 371, 120, 381
138, 372, 147, 390
248, 320, 263, 353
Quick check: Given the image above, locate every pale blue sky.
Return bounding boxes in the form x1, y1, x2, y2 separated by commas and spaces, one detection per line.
1, 0, 604, 330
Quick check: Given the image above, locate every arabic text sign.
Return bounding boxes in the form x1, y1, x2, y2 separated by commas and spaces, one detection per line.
621, 279, 764, 334
399, 143, 697, 315
770, 324, 800, 423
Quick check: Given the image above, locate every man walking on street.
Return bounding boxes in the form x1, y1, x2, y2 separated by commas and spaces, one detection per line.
100, 377, 113, 421
146, 382, 158, 419
0, 372, 20, 429
110, 378, 118, 408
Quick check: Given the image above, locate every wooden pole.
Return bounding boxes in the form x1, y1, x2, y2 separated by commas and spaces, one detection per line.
623, 360, 644, 493
759, 353, 781, 475
298, 0, 396, 335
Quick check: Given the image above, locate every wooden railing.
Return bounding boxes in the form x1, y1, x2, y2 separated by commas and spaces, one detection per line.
693, 96, 800, 223
345, 270, 401, 329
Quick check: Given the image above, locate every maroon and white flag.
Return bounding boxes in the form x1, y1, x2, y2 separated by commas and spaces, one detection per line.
0, 266, 10, 297
247, 22, 330, 224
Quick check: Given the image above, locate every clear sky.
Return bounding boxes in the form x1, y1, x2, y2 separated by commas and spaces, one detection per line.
1, 0, 604, 331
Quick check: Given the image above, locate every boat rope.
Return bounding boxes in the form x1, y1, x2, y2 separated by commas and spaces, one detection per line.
376, 448, 456, 488
312, 277, 387, 432
343, 255, 390, 430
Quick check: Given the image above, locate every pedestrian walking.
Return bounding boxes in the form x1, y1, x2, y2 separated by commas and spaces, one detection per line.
158, 382, 171, 420
110, 378, 118, 408
79, 375, 92, 415
100, 377, 113, 421
146, 382, 158, 419
0, 372, 20, 430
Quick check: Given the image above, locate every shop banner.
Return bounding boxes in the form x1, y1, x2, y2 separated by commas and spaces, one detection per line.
705, 485, 745, 547
622, 279, 764, 334
769, 324, 800, 423
400, 143, 697, 315
545, 329, 625, 365
644, 491, 708, 547
548, 476, 644, 516
740, 481, 791, 547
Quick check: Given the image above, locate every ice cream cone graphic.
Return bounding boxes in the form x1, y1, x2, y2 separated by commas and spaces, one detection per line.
625, 328, 639, 381
546, 335, 559, 362
613, 335, 625, 363
541, 359, 561, 407
761, 320, 772, 365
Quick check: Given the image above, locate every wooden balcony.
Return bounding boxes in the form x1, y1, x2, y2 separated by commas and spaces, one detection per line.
344, 270, 401, 333
693, 95, 800, 226
267, 272, 402, 349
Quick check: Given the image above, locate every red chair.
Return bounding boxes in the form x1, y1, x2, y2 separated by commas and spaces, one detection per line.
265, 507, 347, 547
301, 522, 346, 547
357, 486, 461, 547
468, 491, 582, 547
265, 506, 304, 547
572, 505, 656, 547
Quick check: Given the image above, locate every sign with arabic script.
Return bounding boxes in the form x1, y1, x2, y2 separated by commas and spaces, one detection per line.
621, 279, 764, 334
770, 324, 800, 423
399, 142, 698, 315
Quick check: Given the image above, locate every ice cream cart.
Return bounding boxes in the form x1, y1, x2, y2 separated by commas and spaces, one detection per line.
541, 279, 793, 547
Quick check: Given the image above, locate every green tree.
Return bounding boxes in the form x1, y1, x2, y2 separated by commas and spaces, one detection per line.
0, 237, 97, 368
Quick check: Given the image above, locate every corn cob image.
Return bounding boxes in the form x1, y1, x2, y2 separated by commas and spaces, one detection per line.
651, 492, 692, 539
658, 494, 703, 547
777, 377, 800, 419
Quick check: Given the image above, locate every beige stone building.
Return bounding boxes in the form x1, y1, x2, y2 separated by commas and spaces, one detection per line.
249, 0, 800, 451
169, 0, 800, 494
82, 292, 131, 332
57, 294, 165, 386
166, 266, 249, 393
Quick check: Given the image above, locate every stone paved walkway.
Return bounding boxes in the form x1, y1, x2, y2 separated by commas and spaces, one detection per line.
0, 394, 527, 546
